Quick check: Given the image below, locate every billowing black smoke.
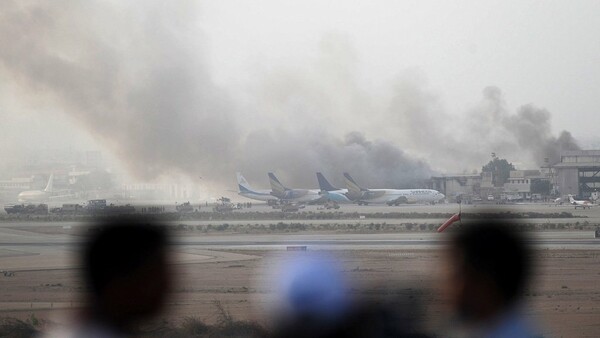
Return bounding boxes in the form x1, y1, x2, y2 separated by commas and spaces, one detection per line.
0, 1, 239, 187
238, 130, 432, 188
0, 1, 433, 190
387, 84, 579, 171
473, 86, 580, 166
505, 105, 580, 165
0, 2, 579, 191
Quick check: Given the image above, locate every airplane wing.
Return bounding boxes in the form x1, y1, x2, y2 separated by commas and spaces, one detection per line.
390, 195, 410, 204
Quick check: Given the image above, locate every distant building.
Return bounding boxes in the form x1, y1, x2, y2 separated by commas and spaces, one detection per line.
122, 183, 194, 201
481, 172, 494, 188
430, 174, 482, 202
0, 176, 46, 202
19, 149, 106, 174
68, 170, 87, 185
430, 151, 600, 201
503, 170, 549, 200
1, 175, 54, 191
0, 176, 39, 191
553, 150, 600, 198
431, 169, 554, 202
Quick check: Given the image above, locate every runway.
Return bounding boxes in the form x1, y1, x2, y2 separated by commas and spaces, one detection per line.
0, 227, 598, 250
0, 205, 599, 272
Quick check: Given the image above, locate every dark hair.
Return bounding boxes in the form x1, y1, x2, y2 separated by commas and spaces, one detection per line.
451, 222, 531, 305
82, 218, 168, 298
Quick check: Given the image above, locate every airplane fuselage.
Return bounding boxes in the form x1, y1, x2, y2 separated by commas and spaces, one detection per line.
325, 188, 445, 205
321, 189, 353, 203
569, 195, 594, 209
238, 189, 279, 202
273, 189, 324, 203
17, 190, 49, 203
359, 189, 445, 204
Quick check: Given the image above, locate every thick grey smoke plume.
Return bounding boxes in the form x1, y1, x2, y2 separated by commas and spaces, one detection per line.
0, 2, 579, 191
238, 130, 432, 188
0, 1, 432, 190
505, 104, 580, 165
477, 87, 580, 166
0, 1, 238, 188
388, 83, 579, 171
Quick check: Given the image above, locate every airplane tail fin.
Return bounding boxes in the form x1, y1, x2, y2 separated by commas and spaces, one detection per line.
43, 174, 54, 193
236, 172, 254, 194
316, 172, 339, 191
568, 195, 576, 204
268, 172, 287, 197
343, 172, 364, 195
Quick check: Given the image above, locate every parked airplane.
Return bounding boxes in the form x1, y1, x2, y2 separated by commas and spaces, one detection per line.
268, 172, 323, 204
568, 194, 594, 209
316, 172, 353, 203
343, 173, 445, 205
236, 172, 278, 202
17, 174, 54, 203
17, 174, 77, 203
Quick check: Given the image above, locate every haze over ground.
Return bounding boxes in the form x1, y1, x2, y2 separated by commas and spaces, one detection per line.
1, 1, 599, 194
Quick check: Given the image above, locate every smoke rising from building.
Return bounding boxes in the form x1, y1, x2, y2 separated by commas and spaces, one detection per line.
474, 86, 580, 166
238, 130, 432, 188
506, 106, 580, 165
387, 84, 579, 172
0, 1, 580, 191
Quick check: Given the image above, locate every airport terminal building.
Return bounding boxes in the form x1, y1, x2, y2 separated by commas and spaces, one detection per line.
430, 172, 494, 202
553, 150, 600, 198
431, 150, 600, 201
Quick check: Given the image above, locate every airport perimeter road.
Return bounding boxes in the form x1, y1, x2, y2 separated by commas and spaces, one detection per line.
189, 201, 585, 219
254, 202, 600, 217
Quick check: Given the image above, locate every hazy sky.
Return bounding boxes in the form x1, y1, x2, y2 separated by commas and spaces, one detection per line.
1, 0, 599, 189
200, 0, 600, 138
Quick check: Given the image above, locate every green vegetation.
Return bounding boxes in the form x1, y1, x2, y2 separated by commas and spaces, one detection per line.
482, 156, 516, 187
0, 306, 268, 338
140, 316, 267, 338
0, 315, 42, 338
0, 209, 585, 223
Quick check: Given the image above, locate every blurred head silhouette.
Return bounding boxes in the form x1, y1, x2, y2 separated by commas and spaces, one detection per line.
268, 253, 430, 338
279, 254, 348, 321
444, 222, 532, 325
81, 217, 171, 333
266, 253, 348, 338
